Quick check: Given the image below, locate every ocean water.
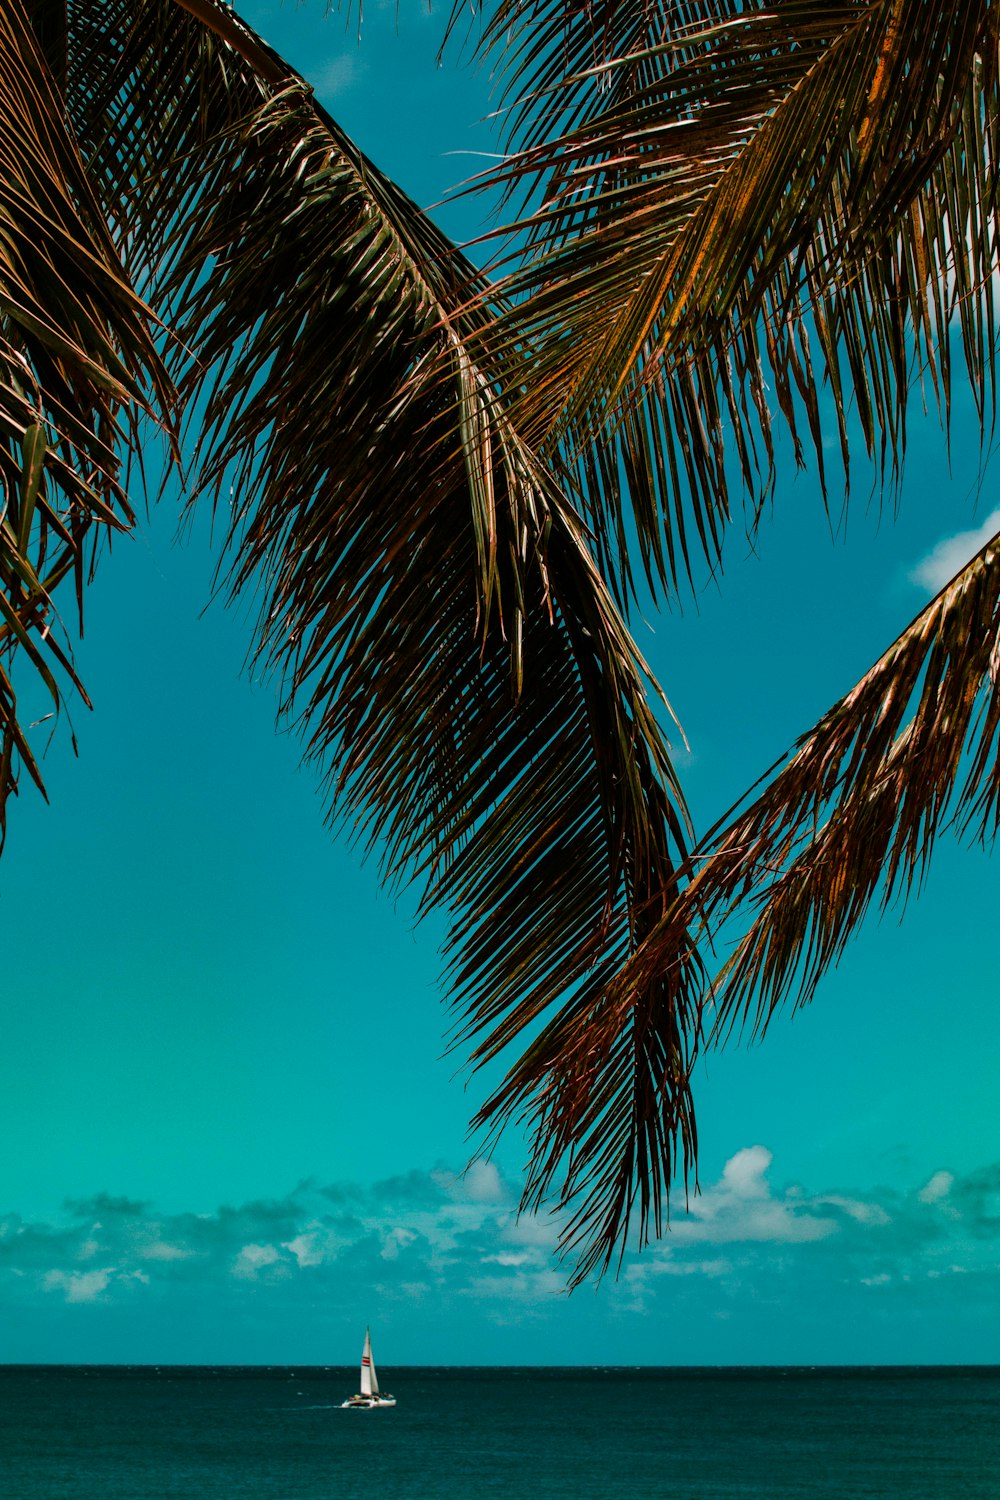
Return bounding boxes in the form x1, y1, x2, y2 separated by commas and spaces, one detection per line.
0, 1366, 996, 1500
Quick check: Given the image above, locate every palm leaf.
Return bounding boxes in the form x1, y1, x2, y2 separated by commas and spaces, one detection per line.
456, 1, 1000, 603
0, 0, 169, 841
634, 525, 1000, 1046
58, 0, 705, 1279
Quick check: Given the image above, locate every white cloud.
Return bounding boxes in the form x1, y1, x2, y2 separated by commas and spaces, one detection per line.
918, 1170, 954, 1205
667, 1146, 838, 1246
431, 1160, 516, 1206
141, 1241, 192, 1262
499, 1213, 560, 1251
461, 1161, 509, 1204
43, 1268, 112, 1303
233, 1243, 282, 1279
380, 1227, 417, 1261
721, 1145, 773, 1197
282, 1232, 324, 1269
909, 509, 1000, 592
482, 1251, 533, 1268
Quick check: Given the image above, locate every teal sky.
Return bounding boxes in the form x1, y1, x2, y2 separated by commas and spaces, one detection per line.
1, 3, 998, 1367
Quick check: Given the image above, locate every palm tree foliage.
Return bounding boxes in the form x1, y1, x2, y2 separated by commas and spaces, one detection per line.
0, 0, 169, 829
4, 0, 703, 1282
459, 0, 1000, 1108
463, 0, 1000, 598
2, 0, 999, 1280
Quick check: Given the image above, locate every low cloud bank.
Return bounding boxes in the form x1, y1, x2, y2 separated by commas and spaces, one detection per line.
2, 1150, 997, 1361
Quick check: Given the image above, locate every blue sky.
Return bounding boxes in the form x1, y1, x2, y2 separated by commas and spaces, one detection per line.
0, 2, 998, 1367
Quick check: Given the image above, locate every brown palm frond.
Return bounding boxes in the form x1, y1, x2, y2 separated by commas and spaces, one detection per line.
57, 0, 706, 1280
635, 526, 1000, 1046
455, 0, 1000, 603
0, 0, 169, 841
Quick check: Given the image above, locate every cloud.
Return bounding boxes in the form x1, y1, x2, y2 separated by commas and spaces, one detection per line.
624, 1149, 1000, 1325
721, 1145, 772, 1196
0, 1165, 529, 1312
454, 1160, 511, 1204
3, 1153, 999, 1352
918, 1170, 954, 1205
909, 508, 1000, 592
42, 1269, 112, 1303
666, 1146, 838, 1245
813, 1195, 890, 1226
283, 1232, 324, 1269
141, 1241, 192, 1262
233, 1243, 285, 1280
946, 1161, 1000, 1237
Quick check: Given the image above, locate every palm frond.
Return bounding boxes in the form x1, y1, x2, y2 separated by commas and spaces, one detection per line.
59, 0, 705, 1279
456, 1, 1000, 602
651, 525, 1000, 1044
0, 0, 169, 841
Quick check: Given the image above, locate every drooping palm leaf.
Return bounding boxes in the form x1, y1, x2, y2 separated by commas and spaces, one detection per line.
661, 523, 1000, 1042
0, 0, 169, 841
457, 0, 1000, 603
53, 0, 706, 1279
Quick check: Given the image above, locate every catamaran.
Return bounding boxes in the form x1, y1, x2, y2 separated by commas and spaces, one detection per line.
341, 1328, 396, 1408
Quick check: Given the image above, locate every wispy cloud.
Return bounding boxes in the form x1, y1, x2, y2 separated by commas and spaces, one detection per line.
909, 508, 1000, 592
313, 52, 365, 99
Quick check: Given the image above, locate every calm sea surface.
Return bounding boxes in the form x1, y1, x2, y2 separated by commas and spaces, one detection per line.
0, 1366, 996, 1500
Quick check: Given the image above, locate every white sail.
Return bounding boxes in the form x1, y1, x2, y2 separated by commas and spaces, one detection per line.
360, 1328, 374, 1398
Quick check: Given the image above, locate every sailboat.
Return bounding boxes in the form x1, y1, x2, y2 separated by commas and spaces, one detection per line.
341, 1328, 396, 1408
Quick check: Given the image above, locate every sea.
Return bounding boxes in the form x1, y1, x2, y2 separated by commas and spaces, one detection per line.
0, 1366, 996, 1500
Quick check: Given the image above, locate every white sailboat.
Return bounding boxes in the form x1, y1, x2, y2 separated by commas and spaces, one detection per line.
341, 1327, 396, 1408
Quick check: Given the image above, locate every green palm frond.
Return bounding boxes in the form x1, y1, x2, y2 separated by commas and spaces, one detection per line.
0, 0, 169, 840
458, 0, 1000, 601
54, 0, 705, 1279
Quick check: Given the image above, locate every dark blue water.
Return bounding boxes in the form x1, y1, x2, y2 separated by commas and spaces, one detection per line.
0, 1367, 996, 1499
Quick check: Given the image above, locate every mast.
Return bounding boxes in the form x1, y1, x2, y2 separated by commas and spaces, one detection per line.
360, 1328, 373, 1398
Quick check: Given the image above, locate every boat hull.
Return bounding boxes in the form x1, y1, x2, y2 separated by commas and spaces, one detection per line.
341, 1395, 396, 1409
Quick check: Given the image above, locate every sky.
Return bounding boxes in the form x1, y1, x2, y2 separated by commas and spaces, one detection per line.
0, 2, 998, 1368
